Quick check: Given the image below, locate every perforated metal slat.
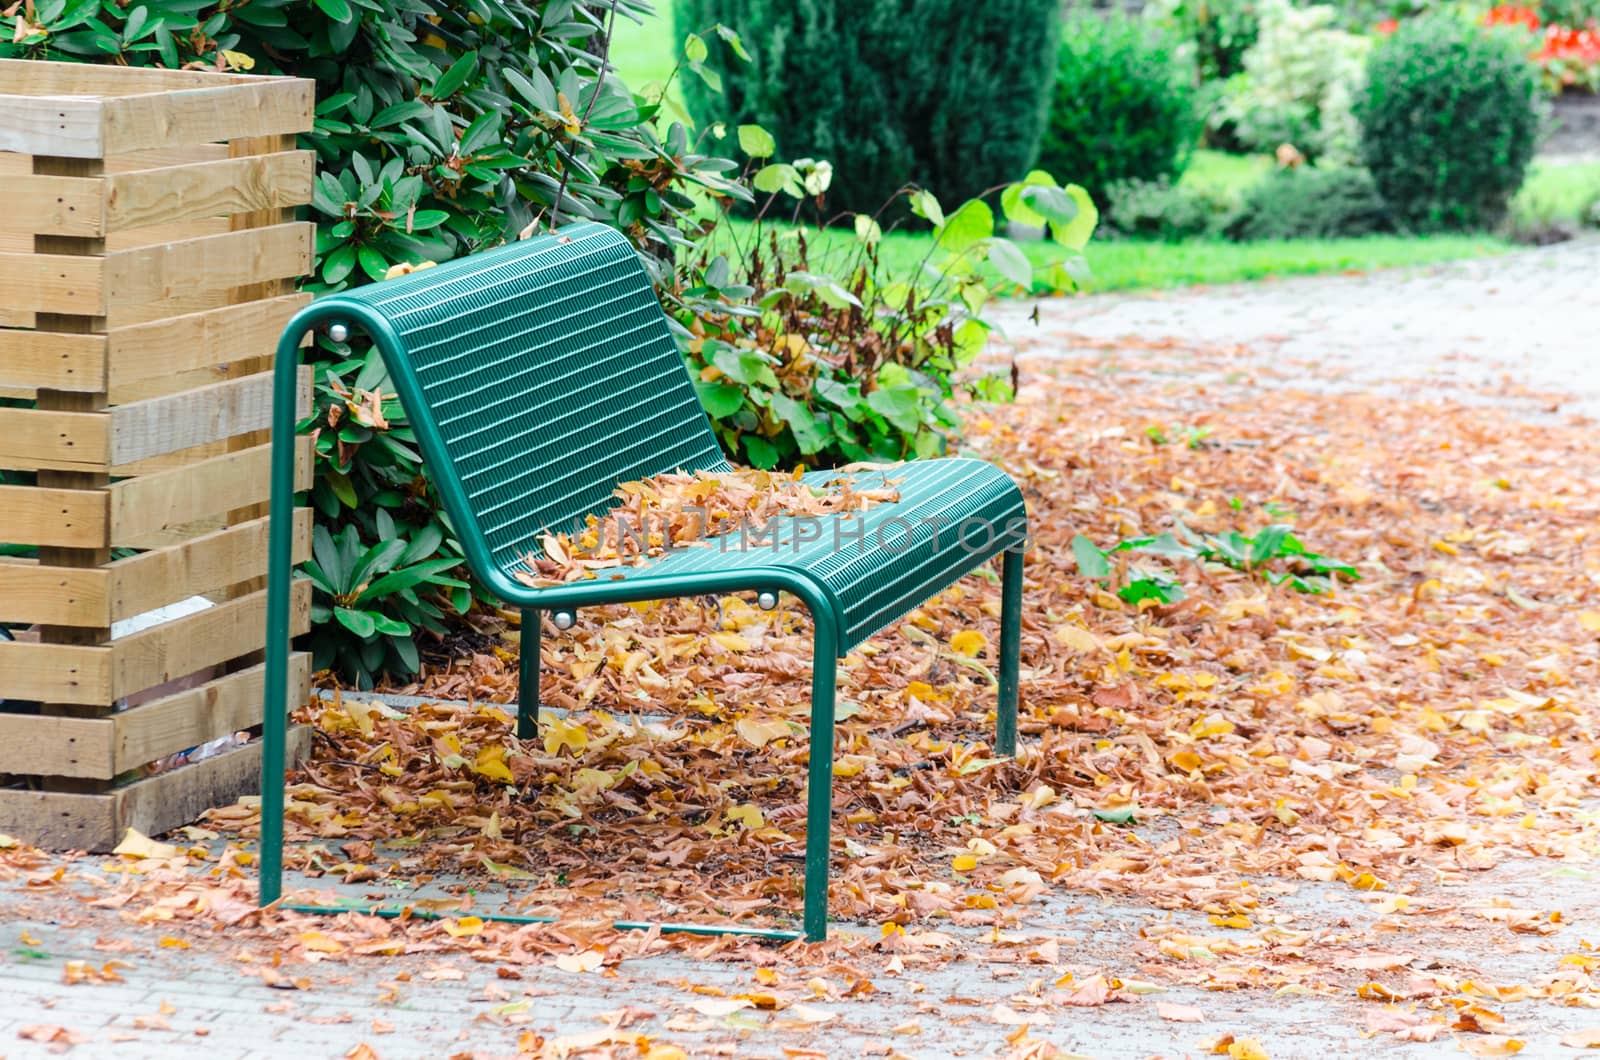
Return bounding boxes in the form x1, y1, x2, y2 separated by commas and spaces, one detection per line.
331, 222, 725, 568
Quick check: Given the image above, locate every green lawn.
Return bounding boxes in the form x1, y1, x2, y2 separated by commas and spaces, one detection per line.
712, 218, 1505, 295
608, 11, 1596, 294
1511, 156, 1600, 230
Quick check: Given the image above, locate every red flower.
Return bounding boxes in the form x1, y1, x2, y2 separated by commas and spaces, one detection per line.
1483, 3, 1541, 30
1375, 17, 1399, 33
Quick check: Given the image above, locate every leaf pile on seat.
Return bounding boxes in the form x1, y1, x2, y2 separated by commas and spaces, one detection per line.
513, 467, 903, 586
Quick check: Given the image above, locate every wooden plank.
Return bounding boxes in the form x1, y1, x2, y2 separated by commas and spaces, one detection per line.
115, 655, 312, 776
0, 58, 257, 95
107, 289, 233, 330
0, 635, 111, 704
0, 580, 311, 705
0, 293, 305, 397
0, 329, 107, 392
101, 78, 314, 154
102, 150, 314, 233
106, 296, 308, 397
0, 248, 105, 315
0, 557, 109, 627
107, 436, 312, 545
103, 222, 313, 304
0, 724, 311, 852
0, 406, 110, 473
0, 484, 109, 548
105, 216, 229, 252
107, 367, 309, 467
0, 509, 311, 626
108, 509, 312, 620
0, 173, 104, 237
107, 144, 229, 171
0, 654, 310, 780
0, 708, 113, 780
111, 580, 312, 703
0, 95, 104, 157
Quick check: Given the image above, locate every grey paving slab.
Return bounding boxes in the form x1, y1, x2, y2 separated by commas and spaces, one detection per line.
994, 238, 1600, 424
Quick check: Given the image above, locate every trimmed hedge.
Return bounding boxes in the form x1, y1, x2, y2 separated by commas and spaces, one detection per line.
1036, 12, 1199, 210
674, 0, 1061, 215
1355, 16, 1543, 232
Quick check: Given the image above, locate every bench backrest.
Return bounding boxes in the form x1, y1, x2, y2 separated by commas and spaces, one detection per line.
326, 222, 726, 572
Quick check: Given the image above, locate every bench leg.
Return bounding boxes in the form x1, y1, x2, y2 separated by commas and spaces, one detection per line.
518, 609, 541, 740
997, 548, 1022, 757
803, 630, 839, 942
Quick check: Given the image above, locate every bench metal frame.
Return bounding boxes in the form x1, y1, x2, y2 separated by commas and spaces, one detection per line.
259, 226, 1024, 942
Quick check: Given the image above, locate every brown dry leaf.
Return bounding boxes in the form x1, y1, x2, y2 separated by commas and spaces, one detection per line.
991, 1004, 1048, 1026
1460, 1038, 1524, 1058
18, 1025, 89, 1048
1156, 1002, 1206, 1023
554, 949, 604, 974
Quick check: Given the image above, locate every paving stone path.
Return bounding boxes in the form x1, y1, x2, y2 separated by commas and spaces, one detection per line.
4, 241, 1597, 1060
994, 238, 1600, 424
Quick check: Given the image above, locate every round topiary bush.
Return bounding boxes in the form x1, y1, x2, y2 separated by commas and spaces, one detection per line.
674, 0, 1061, 216
1035, 12, 1199, 211
1354, 15, 1544, 232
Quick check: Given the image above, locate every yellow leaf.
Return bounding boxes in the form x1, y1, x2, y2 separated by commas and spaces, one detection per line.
441, 916, 484, 938
298, 931, 346, 954
472, 745, 514, 784
158, 936, 189, 949
735, 717, 792, 748
951, 854, 979, 872
644, 1047, 689, 1060
1228, 1039, 1270, 1060
710, 631, 750, 652
571, 767, 615, 793
543, 717, 588, 756
1054, 626, 1101, 653
724, 804, 764, 830
556, 948, 604, 973
1581, 611, 1600, 633
1461, 1038, 1524, 1058
1189, 715, 1235, 740
834, 754, 873, 777
1169, 749, 1203, 772
112, 828, 179, 860
950, 630, 987, 657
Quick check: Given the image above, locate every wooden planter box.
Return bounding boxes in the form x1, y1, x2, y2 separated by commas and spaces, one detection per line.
0, 59, 319, 850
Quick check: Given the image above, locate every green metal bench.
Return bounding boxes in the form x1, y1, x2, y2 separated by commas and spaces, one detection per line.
261, 221, 1028, 941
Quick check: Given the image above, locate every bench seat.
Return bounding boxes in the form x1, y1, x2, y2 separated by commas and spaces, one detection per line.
532, 458, 1026, 651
